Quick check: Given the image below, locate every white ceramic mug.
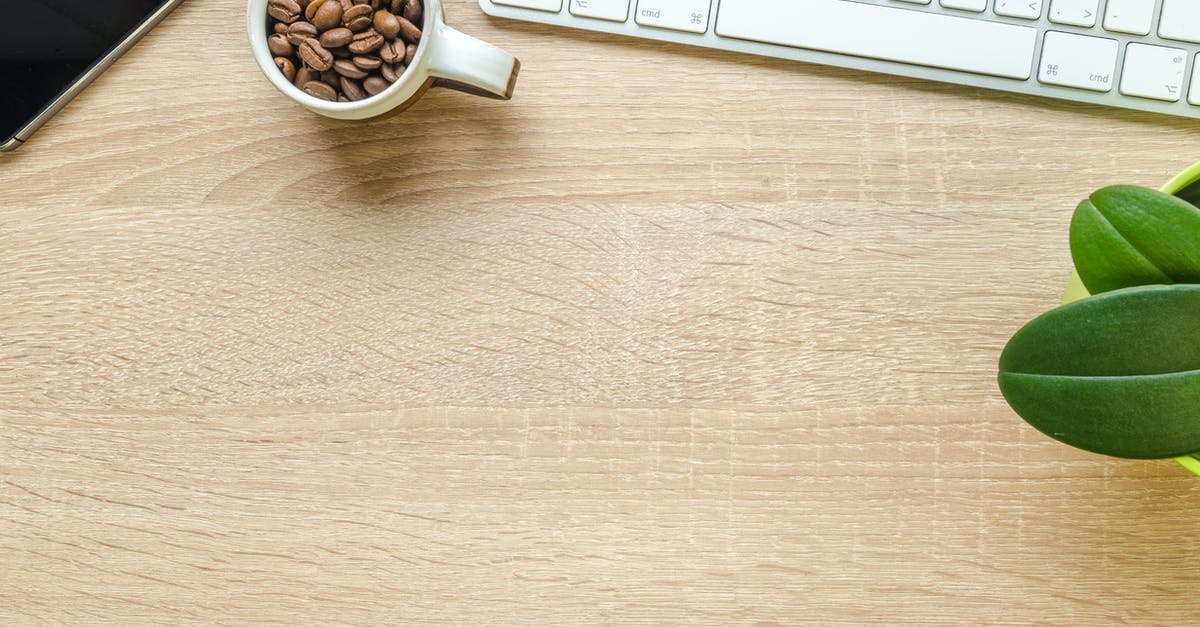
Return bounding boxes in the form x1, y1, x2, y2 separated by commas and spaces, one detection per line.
248, 0, 519, 119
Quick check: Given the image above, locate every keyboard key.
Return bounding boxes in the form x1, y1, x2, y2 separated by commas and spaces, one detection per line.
1049, 0, 1098, 27
634, 0, 711, 33
1103, 0, 1154, 35
1190, 55, 1200, 106
1037, 31, 1117, 92
995, 0, 1044, 20
491, 0, 563, 11
1158, 0, 1200, 44
1120, 43, 1188, 101
716, 0, 1037, 80
571, 0, 630, 21
940, 0, 986, 11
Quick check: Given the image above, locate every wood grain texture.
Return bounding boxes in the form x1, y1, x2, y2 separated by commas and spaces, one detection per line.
3, 1, 1200, 623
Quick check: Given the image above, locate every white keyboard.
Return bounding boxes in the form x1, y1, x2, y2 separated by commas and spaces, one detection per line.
480, 0, 1200, 119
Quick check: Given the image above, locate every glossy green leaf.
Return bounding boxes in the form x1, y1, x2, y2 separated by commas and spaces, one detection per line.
1069, 185, 1200, 295
998, 284, 1200, 459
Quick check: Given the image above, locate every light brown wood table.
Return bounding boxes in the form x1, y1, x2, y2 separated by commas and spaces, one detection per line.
4, 1, 1200, 623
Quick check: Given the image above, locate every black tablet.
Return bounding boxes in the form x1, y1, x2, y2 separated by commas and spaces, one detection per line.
0, 0, 185, 152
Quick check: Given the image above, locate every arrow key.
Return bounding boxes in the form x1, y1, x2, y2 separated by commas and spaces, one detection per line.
1049, 0, 1098, 27
1120, 43, 1187, 102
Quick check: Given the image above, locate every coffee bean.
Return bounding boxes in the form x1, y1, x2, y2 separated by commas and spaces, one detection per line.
320, 70, 341, 87
333, 59, 368, 79
267, 0, 302, 23
320, 27, 353, 47
402, 0, 422, 24
287, 21, 318, 46
373, 10, 401, 39
343, 5, 373, 32
294, 65, 318, 87
363, 75, 389, 96
312, 0, 343, 30
352, 55, 382, 70
297, 37, 334, 71
275, 56, 297, 83
380, 62, 400, 83
270, 0, 423, 102
397, 16, 421, 43
340, 76, 367, 101
379, 40, 402, 64
268, 33, 294, 56
348, 30, 385, 54
304, 0, 322, 21
302, 80, 338, 101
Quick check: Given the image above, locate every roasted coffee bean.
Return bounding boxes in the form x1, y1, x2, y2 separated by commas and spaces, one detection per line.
343, 4, 373, 31
297, 37, 334, 71
302, 80, 338, 101
268, 33, 294, 56
319, 26, 353, 47
352, 55, 382, 70
320, 70, 341, 87
397, 16, 421, 42
267, 0, 302, 23
287, 21, 318, 46
333, 58, 368, 79
270, 0, 423, 101
363, 75, 389, 96
304, 0, 321, 21
348, 29, 385, 54
402, 0, 421, 24
378, 40, 402, 63
340, 76, 367, 101
275, 56, 297, 83
293, 65, 318, 87
380, 62, 400, 83
373, 10, 401, 39
312, 0, 344, 30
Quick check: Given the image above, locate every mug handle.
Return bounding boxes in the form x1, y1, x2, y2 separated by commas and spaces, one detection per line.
426, 24, 520, 100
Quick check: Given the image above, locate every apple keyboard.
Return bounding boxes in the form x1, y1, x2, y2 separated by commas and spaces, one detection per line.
480, 0, 1200, 119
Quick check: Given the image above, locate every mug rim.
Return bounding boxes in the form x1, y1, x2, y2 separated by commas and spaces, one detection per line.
247, 0, 437, 115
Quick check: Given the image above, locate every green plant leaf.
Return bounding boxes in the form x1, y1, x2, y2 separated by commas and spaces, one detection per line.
998, 284, 1200, 459
1069, 185, 1200, 295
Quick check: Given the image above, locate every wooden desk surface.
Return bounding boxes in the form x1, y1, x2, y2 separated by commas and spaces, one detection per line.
4, 1, 1200, 623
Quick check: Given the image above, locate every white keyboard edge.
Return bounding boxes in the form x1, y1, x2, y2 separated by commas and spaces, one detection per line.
479, 0, 1200, 120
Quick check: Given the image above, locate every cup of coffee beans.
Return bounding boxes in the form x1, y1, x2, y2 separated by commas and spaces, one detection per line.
248, 0, 519, 119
